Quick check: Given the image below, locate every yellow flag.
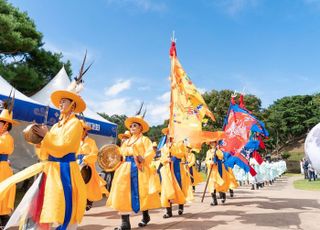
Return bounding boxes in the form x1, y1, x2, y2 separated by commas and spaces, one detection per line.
168, 41, 215, 151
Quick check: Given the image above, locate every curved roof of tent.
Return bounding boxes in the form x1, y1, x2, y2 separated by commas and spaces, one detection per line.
31, 66, 115, 125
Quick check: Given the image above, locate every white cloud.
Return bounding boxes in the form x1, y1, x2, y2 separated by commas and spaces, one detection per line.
138, 85, 151, 91
212, 0, 262, 16
105, 0, 167, 12
147, 104, 169, 125
157, 91, 170, 102
43, 41, 93, 63
105, 79, 131, 96
198, 88, 206, 94
303, 0, 320, 9
93, 97, 141, 116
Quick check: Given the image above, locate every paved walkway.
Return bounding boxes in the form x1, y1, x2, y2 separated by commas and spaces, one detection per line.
79, 175, 320, 230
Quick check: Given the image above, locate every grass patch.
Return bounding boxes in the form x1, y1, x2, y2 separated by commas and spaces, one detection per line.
285, 173, 301, 177
293, 178, 320, 191
287, 152, 305, 162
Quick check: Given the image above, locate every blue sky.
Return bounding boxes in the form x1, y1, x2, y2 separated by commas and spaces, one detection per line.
7, 0, 320, 125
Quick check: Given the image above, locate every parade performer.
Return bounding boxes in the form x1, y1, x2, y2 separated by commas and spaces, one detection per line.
77, 120, 108, 211
0, 93, 19, 228
159, 128, 193, 218
205, 140, 230, 205
185, 144, 203, 192
0, 55, 91, 229
107, 107, 161, 230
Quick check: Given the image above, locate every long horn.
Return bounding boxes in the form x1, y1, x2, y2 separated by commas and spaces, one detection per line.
76, 50, 88, 83
136, 102, 144, 116
81, 61, 94, 78
142, 108, 147, 118
9, 90, 15, 113
3, 88, 13, 109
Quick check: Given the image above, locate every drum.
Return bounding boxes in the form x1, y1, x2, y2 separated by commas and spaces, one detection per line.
23, 124, 43, 144
97, 144, 122, 172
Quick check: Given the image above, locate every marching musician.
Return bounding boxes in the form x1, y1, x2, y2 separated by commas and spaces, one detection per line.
205, 139, 230, 206
0, 56, 90, 229
159, 128, 193, 218
77, 120, 108, 211
0, 95, 19, 228
107, 110, 161, 230
185, 144, 203, 192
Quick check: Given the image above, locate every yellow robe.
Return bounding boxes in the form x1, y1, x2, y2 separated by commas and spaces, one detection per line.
185, 152, 203, 186
0, 132, 15, 215
77, 136, 108, 201
205, 148, 229, 193
149, 158, 161, 194
35, 114, 87, 225
107, 134, 161, 212
160, 142, 193, 207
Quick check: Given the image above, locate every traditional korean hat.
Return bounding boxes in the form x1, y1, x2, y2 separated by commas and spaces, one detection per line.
118, 130, 131, 140
161, 127, 169, 135
124, 102, 149, 133
0, 89, 19, 126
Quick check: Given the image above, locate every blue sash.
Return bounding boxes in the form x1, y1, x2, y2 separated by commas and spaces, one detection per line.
48, 153, 75, 230
77, 154, 85, 165
172, 156, 182, 188
214, 155, 223, 178
125, 156, 140, 213
189, 166, 194, 184
0, 154, 8, 162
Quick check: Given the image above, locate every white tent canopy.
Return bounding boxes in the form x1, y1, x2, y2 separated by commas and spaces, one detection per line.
31, 66, 114, 124
0, 75, 48, 170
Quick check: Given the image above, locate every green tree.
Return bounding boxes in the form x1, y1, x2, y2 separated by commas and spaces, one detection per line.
264, 94, 320, 153
202, 89, 263, 130
0, 0, 72, 95
99, 113, 127, 135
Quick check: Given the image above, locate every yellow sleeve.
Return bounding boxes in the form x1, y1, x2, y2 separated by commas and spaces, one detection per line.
188, 153, 196, 167
160, 145, 169, 164
141, 136, 155, 165
83, 138, 98, 164
0, 133, 14, 155
205, 150, 213, 168
41, 117, 83, 158
171, 142, 185, 159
